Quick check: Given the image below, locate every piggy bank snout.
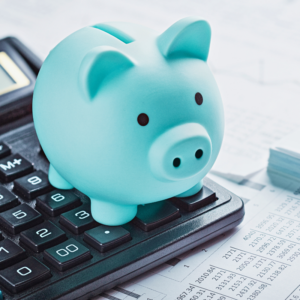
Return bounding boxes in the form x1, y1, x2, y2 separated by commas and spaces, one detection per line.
149, 123, 212, 181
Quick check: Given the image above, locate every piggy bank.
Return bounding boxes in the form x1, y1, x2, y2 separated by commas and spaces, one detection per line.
33, 17, 224, 226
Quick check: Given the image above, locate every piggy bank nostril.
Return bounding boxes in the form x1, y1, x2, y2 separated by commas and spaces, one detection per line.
173, 158, 181, 168
195, 149, 203, 159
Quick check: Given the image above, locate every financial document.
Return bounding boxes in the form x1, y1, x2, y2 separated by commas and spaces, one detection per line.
95, 171, 300, 300
1, 0, 300, 299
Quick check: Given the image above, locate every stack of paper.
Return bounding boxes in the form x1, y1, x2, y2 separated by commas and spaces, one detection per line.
268, 130, 300, 179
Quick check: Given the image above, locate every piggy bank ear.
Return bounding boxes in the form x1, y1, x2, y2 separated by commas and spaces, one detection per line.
157, 17, 211, 61
79, 46, 135, 100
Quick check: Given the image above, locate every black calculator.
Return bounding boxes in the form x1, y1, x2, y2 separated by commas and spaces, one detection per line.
0, 37, 245, 300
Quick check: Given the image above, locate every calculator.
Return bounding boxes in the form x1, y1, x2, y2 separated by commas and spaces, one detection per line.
0, 37, 245, 300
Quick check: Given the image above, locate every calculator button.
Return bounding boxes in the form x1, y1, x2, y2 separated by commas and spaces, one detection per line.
0, 186, 18, 212
43, 238, 91, 271
0, 204, 43, 234
133, 201, 180, 232
0, 154, 33, 182
0, 239, 26, 269
171, 186, 216, 212
60, 204, 97, 234
13, 170, 53, 200
84, 226, 131, 252
0, 142, 11, 159
36, 190, 81, 217
20, 221, 67, 253
0, 257, 51, 293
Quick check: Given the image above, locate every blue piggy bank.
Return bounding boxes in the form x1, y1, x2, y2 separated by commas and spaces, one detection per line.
33, 17, 224, 225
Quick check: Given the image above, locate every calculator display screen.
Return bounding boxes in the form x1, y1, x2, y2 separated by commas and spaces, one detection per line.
0, 51, 30, 96
0, 65, 16, 91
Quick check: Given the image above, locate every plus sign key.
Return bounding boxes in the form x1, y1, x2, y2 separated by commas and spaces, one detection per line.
0, 154, 34, 182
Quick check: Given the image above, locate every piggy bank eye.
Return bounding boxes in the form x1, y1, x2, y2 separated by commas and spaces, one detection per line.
195, 92, 203, 105
137, 113, 149, 126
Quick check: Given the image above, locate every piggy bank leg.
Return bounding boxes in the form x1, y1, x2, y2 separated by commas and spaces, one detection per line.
48, 164, 73, 189
176, 180, 203, 198
90, 199, 137, 226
